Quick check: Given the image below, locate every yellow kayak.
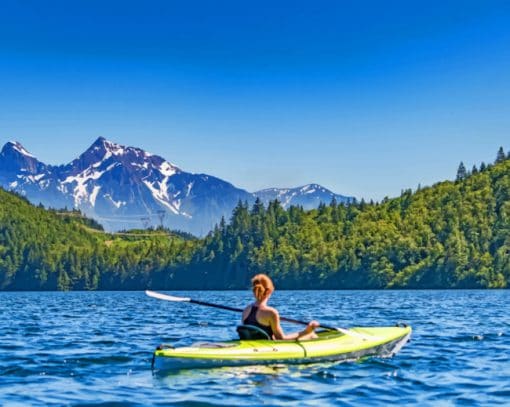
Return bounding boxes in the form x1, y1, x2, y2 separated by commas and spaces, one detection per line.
152, 325, 411, 370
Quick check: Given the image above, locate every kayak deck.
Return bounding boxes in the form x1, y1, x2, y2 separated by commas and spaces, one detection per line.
153, 326, 412, 370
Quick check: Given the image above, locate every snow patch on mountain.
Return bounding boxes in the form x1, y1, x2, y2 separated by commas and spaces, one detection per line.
143, 179, 179, 214
186, 182, 194, 197
63, 168, 105, 206
159, 161, 176, 177
8, 141, 36, 159
104, 193, 125, 208
89, 185, 101, 206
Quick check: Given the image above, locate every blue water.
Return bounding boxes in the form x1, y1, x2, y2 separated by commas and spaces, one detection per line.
0, 290, 509, 406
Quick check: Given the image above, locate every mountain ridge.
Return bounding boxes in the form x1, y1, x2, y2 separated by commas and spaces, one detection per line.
0, 138, 353, 235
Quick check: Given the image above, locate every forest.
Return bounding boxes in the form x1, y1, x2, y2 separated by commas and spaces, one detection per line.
0, 148, 509, 290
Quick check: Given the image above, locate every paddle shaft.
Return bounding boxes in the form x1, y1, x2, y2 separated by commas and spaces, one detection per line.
146, 290, 371, 339
189, 298, 338, 331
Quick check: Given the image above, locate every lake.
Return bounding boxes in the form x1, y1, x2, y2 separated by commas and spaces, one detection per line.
0, 290, 509, 405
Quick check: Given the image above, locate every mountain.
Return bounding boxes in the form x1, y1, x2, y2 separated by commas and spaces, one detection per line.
0, 138, 354, 235
254, 184, 353, 209
0, 141, 66, 209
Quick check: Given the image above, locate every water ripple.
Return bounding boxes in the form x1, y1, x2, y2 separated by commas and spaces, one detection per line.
0, 290, 509, 405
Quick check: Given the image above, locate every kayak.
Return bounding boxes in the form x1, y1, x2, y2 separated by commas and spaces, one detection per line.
152, 325, 411, 371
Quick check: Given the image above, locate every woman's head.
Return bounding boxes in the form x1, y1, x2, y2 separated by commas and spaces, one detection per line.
251, 274, 274, 302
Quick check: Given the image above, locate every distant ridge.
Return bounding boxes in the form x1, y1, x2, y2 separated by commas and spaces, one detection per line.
255, 184, 353, 209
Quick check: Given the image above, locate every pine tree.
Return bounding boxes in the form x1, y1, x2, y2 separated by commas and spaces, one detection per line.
456, 162, 467, 181
496, 147, 506, 163
251, 197, 265, 216
471, 165, 478, 175
219, 216, 226, 233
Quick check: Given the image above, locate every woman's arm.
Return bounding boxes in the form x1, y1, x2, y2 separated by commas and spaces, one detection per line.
270, 309, 319, 340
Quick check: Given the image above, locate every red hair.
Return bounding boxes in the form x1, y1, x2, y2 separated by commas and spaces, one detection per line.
251, 274, 274, 301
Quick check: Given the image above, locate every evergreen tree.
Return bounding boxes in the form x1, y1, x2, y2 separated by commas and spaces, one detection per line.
251, 197, 265, 216
496, 146, 506, 163
456, 162, 467, 181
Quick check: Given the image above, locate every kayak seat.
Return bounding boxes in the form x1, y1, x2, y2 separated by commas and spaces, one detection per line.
236, 324, 272, 340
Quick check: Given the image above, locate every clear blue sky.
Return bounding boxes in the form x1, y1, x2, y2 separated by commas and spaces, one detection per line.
1, 1, 510, 200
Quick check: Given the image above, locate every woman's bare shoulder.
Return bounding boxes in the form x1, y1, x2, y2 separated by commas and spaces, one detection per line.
260, 306, 279, 317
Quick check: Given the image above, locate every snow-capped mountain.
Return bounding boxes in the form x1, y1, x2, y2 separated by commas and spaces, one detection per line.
0, 138, 354, 235
254, 184, 353, 209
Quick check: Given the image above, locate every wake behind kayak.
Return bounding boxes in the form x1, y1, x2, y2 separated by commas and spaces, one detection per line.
152, 325, 411, 371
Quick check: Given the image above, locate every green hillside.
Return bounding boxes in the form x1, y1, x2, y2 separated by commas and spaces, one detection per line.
0, 190, 195, 290
185, 151, 510, 289
0, 150, 509, 290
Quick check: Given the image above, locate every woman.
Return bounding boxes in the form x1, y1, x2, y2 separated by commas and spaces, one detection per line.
242, 273, 319, 340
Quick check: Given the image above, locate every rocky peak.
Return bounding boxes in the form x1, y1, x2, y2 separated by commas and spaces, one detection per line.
0, 141, 44, 174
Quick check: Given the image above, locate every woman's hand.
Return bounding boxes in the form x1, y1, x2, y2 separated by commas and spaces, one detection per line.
305, 320, 320, 333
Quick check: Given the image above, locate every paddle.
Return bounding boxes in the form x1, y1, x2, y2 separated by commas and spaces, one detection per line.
145, 290, 372, 340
